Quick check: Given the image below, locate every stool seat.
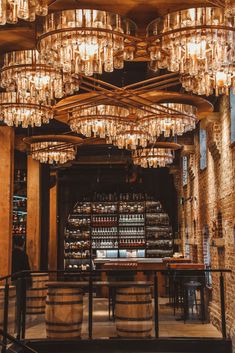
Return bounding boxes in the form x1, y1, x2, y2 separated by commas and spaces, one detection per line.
184, 281, 201, 288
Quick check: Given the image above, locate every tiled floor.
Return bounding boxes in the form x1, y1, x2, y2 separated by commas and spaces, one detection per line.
25, 297, 221, 340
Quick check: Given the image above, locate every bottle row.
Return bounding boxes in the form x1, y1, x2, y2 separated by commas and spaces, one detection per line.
119, 227, 145, 235
92, 227, 117, 236
119, 214, 145, 224
64, 230, 90, 240
92, 216, 118, 227
13, 198, 27, 209
65, 241, 90, 251
64, 250, 90, 259
92, 240, 118, 249
65, 263, 91, 271
119, 202, 144, 213
12, 224, 26, 235
13, 213, 26, 223
68, 218, 91, 227
15, 170, 27, 183
146, 213, 169, 225
119, 239, 145, 247
92, 204, 117, 214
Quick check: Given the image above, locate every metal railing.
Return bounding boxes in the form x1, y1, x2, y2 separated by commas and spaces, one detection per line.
0, 268, 232, 351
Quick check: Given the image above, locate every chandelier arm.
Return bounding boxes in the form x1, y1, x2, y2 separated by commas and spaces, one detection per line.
123, 72, 179, 90
80, 74, 183, 115
132, 77, 181, 92
134, 81, 181, 94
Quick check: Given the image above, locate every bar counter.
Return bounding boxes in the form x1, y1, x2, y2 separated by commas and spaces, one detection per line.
95, 257, 191, 297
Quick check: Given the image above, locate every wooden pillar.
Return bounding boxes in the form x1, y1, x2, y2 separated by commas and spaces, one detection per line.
49, 173, 58, 272
0, 127, 14, 277
26, 156, 41, 270
40, 165, 50, 271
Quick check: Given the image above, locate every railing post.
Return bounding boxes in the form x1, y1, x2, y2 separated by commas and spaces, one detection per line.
21, 278, 27, 340
88, 271, 93, 340
220, 272, 227, 338
154, 272, 159, 338
2, 281, 9, 353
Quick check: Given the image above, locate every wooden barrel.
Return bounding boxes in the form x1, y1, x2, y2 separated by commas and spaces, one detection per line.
115, 286, 153, 338
26, 273, 48, 315
45, 284, 83, 339
0, 286, 16, 334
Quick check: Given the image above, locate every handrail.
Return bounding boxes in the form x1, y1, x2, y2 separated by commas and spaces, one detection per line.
0, 329, 38, 353
0, 267, 232, 282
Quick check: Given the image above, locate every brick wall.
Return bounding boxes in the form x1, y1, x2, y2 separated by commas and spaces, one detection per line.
178, 96, 235, 346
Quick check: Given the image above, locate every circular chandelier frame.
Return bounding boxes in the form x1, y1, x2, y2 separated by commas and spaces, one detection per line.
23, 135, 83, 165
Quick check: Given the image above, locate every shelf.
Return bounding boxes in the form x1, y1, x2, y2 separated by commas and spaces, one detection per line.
92, 213, 117, 216
91, 224, 118, 227
119, 224, 145, 227
119, 246, 145, 249
92, 247, 119, 250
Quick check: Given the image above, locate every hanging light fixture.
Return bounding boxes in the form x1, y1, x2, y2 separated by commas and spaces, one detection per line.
37, 9, 137, 77
0, 92, 53, 128
147, 6, 235, 95
112, 125, 153, 150
138, 103, 198, 138
0, 0, 48, 25
132, 142, 181, 168
23, 135, 83, 164
0, 50, 80, 103
68, 104, 130, 138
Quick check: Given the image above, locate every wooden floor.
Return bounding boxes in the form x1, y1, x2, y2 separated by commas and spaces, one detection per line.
25, 297, 221, 340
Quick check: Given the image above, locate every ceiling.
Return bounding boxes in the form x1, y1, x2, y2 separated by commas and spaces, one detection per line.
0, 0, 221, 164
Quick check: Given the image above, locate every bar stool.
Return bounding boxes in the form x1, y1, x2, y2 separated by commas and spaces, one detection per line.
183, 280, 204, 322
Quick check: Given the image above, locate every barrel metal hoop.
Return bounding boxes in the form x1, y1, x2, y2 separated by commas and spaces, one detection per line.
115, 316, 153, 321
46, 321, 83, 326
115, 300, 152, 304
46, 300, 83, 305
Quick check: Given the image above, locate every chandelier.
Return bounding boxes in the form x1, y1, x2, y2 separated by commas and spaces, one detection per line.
132, 142, 181, 168
139, 103, 197, 138
0, 92, 53, 128
0, 50, 80, 103
0, 0, 48, 25
112, 125, 153, 150
181, 70, 234, 96
23, 135, 83, 164
37, 9, 137, 76
68, 104, 130, 138
147, 7, 235, 95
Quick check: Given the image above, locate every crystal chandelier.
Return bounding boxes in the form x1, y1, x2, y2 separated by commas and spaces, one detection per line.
147, 7, 235, 95
139, 103, 197, 138
24, 135, 83, 164
0, 92, 53, 128
0, 50, 80, 103
181, 70, 235, 96
37, 9, 137, 76
69, 104, 130, 138
112, 126, 153, 150
132, 148, 174, 168
132, 142, 181, 168
0, 0, 48, 25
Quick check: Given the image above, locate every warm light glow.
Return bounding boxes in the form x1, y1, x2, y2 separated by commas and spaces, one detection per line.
0, 0, 48, 25
37, 9, 137, 76
132, 148, 175, 168
0, 92, 53, 128
30, 141, 76, 164
0, 50, 79, 103
147, 6, 235, 95
138, 103, 197, 138
69, 105, 130, 138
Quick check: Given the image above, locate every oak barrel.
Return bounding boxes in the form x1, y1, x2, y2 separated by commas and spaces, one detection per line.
0, 286, 16, 334
115, 286, 153, 338
45, 284, 83, 339
26, 273, 48, 315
